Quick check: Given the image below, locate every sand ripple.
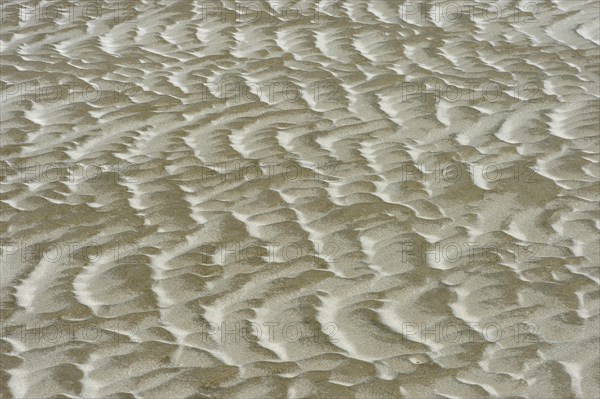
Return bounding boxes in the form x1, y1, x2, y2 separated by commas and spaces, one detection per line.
1, 0, 599, 398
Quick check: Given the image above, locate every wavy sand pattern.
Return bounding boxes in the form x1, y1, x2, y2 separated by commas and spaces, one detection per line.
1, 0, 599, 398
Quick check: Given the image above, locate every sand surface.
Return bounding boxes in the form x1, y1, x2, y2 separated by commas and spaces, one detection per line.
1, 1, 599, 398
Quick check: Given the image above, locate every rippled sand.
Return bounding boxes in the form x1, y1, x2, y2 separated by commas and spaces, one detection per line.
1, 0, 599, 398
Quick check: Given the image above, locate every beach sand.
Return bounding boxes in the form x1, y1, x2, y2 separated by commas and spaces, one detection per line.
1, 0, 599, 397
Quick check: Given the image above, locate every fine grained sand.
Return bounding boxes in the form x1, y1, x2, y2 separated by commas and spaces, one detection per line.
1, 0, 599, 398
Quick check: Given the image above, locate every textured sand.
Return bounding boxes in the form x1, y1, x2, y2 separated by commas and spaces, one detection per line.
1, 0, 599, 398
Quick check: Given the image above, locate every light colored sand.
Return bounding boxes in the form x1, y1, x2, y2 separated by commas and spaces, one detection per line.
1, 0, 599, 398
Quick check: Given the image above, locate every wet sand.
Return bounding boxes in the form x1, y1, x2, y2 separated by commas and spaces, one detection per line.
1, 0, 599, 398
